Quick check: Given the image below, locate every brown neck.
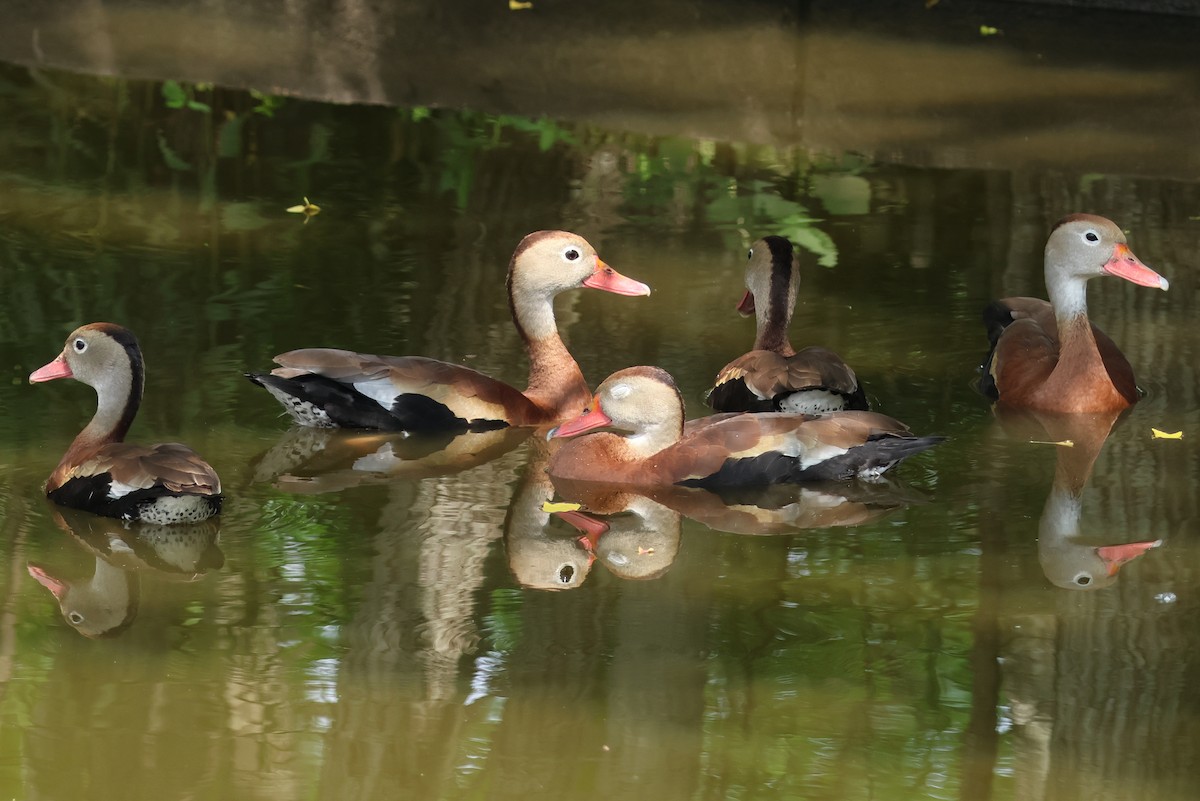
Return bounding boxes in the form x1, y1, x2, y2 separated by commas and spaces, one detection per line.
523, 333, 591, 419
54, 348, 142, 482
754, 319, 795, 356
1046, 313, 1106, 394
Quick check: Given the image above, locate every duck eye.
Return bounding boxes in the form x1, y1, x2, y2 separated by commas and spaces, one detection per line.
1074, 573, 1092, 587
73, 339, 87, 353
609, 384, 631, 400
1083, 231, 1100, 244
747, 248, 754, 260
68, 611, 85, 624
557, 564, 576, 584
562, 247, 581, 262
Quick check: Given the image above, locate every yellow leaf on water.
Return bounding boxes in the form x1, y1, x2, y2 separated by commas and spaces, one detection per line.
1029, 439, 1074, 447
542, 501, 582, 513
286, 196, 321, 216
509, 0, 533, 9
979, 24, 1000, 36
1151, 428, 1183, 440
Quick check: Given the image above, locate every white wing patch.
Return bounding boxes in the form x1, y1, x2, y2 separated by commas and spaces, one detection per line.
798, 442, 849, 470
350, 377, 403, 411
108, 479, 149, 499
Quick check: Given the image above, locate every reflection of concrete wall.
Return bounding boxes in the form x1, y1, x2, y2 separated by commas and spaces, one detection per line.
2, 1, 1197, 178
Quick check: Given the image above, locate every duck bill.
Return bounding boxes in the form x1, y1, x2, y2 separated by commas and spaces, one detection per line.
550, 403, 612, 439
736, 290, 755, 316
1097, 539, 1162, 576
554, 509, 611, 542
27, 563, 69, 600
1104, 243, 1169, 290
29, 354, 73, 383
582, 260, 651, 296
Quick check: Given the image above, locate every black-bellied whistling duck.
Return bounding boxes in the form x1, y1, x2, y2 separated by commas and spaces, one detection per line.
29, 324, 222, 524
980, 214, 1168, 413
549, 366, 942, 487
247, 230, 650, 431
707, 236, 867, 414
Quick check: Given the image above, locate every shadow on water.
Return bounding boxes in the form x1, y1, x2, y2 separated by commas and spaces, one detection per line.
1, 2, 1200, 800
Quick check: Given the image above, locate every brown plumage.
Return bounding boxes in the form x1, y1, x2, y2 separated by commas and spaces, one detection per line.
708, 236, 866, 414
248, 231, 651, 431
29, 323, 222, 524
549, 366, 941, 488
980, 214, 1168, 413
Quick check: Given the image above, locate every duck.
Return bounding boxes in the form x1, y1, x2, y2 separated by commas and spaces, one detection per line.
29, 324, 222, 524
707, 235, 867, 414
980, 214, 1168, 413
247, 230, 650, 431
548, 366, 942, 488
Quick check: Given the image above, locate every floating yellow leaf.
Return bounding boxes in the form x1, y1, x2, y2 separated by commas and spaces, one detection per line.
286, 196, 321, 216
1029, 439, 1074, 447
979, 25, 1000, 36
542, 501, 582, 513
509, 0, 532, 8
1151, 428, 1183, 440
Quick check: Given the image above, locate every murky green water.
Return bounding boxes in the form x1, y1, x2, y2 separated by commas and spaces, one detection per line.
1, 13, 1200, 799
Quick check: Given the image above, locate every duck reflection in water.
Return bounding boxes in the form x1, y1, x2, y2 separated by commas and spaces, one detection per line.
993, 409, 1161, 590
26, 506, 223, 638
251, 425, 532, 493
504, 441, 922, 590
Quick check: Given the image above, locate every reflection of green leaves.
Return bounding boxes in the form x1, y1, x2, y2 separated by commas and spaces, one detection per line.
156, 130, 191, 171
162, 79, 211, 112
483, 589, 524, 653
249, 89, 286, 118
791, 225, 839, 268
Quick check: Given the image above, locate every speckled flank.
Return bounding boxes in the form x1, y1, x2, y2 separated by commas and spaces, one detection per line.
261, 382, 337, 428
778, 389, 849, 414
129, 495, 221, 525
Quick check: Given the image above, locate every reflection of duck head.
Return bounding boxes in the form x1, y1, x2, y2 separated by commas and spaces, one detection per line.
27, 507, 224, 637
994, 408, 1161, 590
27, 559, 138, 639
503, 442, 597, 590
253, 426, 532, 493
1038, 486, 1161, 590
551, 484, 681, 581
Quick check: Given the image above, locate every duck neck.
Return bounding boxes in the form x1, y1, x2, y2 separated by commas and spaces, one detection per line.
508, 273, 589, 413
625, 413, 685, 459
752, 262, 797, 356
1046, 271, 1104, 380
72, 349, 142, 455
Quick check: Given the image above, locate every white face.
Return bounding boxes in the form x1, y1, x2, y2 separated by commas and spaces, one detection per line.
517, 234, 599, 294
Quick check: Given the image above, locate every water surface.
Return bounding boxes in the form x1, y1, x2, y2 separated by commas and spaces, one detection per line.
1, 10, 1199, 800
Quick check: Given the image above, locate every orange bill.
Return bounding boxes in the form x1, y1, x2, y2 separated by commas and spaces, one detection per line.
1104, 243, 1169, 290
29, 353, 73, 383
582, 260, 651, 296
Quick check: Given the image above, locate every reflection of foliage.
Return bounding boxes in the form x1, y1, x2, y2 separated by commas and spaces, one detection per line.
618, 137, 845, 266
482, 588, 524, 653
161, 79, 212, 113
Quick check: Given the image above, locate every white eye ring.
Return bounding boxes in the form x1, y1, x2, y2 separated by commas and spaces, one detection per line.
609, 383, 632, 400
73, 338, 87, 353
747, 248, 754, 260
562, 246, 582, 262
1082, 230, 1100, 244
69, 611, 85, 624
